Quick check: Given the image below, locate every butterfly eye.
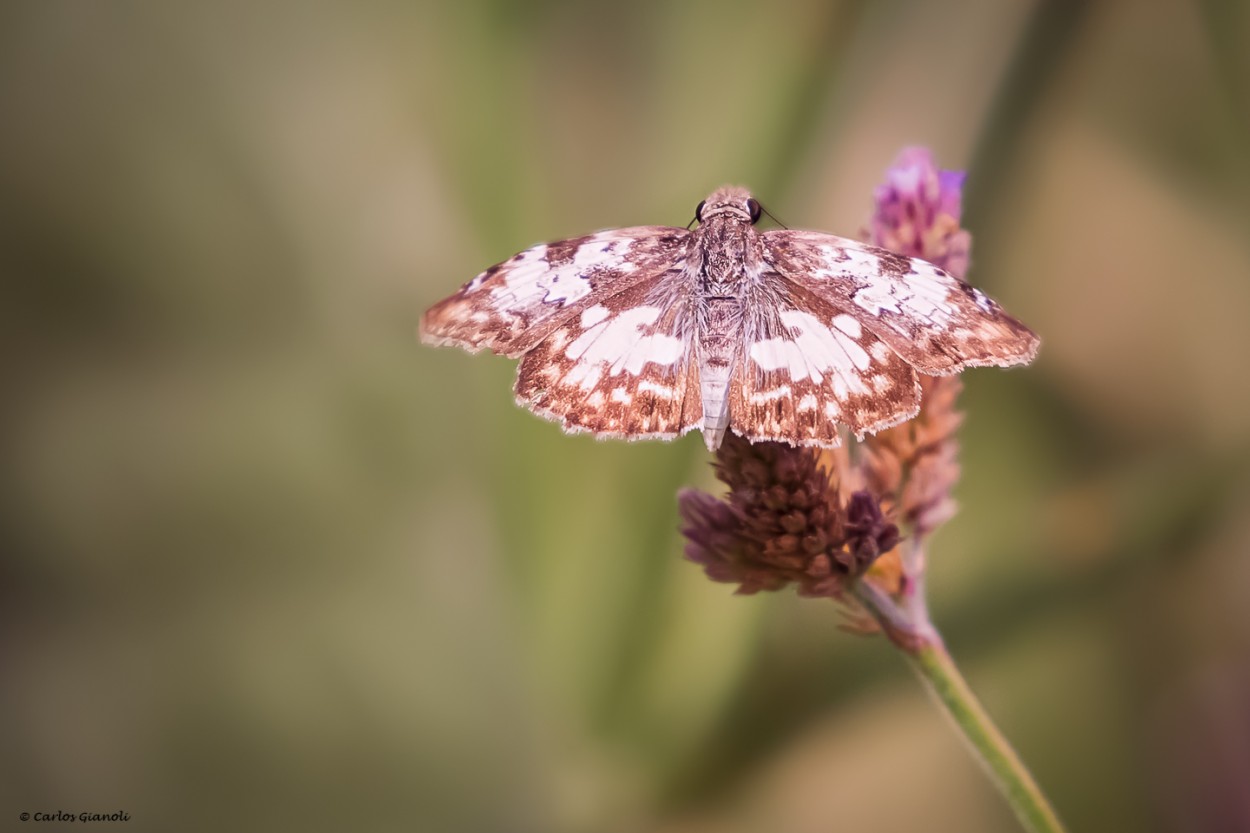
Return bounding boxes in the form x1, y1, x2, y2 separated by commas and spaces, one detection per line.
746, 198, 762, 224
694, 199, 706, 222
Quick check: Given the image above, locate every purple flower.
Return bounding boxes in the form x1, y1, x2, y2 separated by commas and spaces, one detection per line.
868, 146, 971, 279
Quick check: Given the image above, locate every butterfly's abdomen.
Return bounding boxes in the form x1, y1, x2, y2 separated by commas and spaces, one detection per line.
698, 297, 742, 450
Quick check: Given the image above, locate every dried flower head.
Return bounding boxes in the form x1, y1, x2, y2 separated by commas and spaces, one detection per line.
679, 434, 896, 597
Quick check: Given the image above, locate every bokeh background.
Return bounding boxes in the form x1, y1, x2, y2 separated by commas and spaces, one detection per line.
3, 1, 1249, 831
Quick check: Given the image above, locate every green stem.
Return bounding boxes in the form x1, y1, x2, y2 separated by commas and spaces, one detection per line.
852, 582, 1067, 833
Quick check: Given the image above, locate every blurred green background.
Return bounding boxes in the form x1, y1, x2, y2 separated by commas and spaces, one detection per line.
3, 1, 1249, 831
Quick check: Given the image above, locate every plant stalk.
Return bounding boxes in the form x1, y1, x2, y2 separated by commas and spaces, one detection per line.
851, 581, 1067, 833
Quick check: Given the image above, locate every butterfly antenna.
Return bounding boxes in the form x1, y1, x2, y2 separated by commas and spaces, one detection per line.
759, 202, 788, 229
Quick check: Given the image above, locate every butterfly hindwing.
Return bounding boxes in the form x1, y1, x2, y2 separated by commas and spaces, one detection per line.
730, 278, 921, 445
514, 276, 703, 441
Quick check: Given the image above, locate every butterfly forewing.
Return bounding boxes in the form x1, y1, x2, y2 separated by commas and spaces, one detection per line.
420, 227, 690, 358
762, 230, 1039, 375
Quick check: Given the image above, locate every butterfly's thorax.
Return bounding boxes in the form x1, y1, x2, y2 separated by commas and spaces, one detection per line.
690, 215, 763, 449
694, 216, 757, 295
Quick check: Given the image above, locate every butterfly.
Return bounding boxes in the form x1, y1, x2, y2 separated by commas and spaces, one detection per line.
420, 186, 1039, 450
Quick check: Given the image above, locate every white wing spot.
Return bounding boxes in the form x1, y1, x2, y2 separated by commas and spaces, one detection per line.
490, 245, 549, 305
833, 314, 862, 338
852, 269, 956, 325
638, 380, 679, 399
565, 306, 684, 376
841, 247, 881, 273
904, 276, 956, 321
853, 276, 901, 316
813, 244, 880, 280
570, 363, 602, 391
491, 238, 642, 308
749, 385, 791, 406
581, 305, 610, 328
538, 269, 591, 305
797, 393, 818, 412
749, 310, 870, 392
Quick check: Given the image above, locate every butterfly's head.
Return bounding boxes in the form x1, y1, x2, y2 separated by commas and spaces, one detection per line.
694, 186, 762, 226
